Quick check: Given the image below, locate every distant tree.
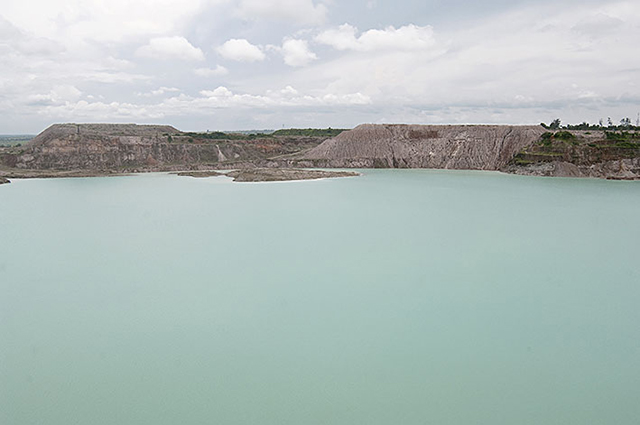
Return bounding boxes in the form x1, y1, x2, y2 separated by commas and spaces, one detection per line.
598, 118, 603, 127
549, 118, 561, 129
607, 117, 613, 127
620, 117, 632, 127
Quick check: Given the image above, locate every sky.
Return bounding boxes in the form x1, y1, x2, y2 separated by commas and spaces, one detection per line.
1, 0, 639, 133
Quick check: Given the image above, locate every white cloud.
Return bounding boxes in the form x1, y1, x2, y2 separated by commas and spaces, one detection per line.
572, 13, 624, 37
81, 72, 151, 84
316, 24, 437, 52
180, 86, 371, 109
280, 38, 317, 67
301, 3, 640, 125
0, 16, 64, 57
194, 65, 229, 77
235, 0, 327, 26
200, 86, 234, 97
3, 0, 640, 133
136, 87, 181, 97
1, 0, 212, 43
51, 85, 83, 102
37, 100, 166, 120
217, 39, 265, 62
36, 85, 371, 122
281, 85, 299, 96
103, 56, 133, 70
27, 85, 82, 105
136, 36, 205, 61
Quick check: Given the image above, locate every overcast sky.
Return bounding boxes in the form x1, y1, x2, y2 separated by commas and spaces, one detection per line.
1, 0, 639, 133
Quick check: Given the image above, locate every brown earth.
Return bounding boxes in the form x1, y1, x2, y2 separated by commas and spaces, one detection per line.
300, 124, 547, 170
225, 168, 359, 182
0, 123, 324, 172
3, 123, 639, 181
505, 129, 640, 179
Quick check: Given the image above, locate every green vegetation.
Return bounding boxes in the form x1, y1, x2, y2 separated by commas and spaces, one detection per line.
553, 131, 576, 141
513, 156, 534, 165
612, 141, 640, 149
542, 117, 640, 131
604, 131, 640, 141
540, 132, 553, 147
179, 128, 348, 141
603, 132, 640, 149
0, 135, 34, 147
271, 128, 348, 137
538, 131, 576, 146
183, 131, 270, 141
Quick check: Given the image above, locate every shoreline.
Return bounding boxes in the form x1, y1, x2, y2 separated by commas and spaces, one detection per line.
2, 165, 639, 185
173, 168, 360, 182
0, 167, 361, 183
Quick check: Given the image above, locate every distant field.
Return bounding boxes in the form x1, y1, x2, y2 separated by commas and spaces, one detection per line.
271, 128, 348, 137
0, 135, 35, 147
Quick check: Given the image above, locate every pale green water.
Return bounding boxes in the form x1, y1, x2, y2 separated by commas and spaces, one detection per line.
1, 170, 639, 425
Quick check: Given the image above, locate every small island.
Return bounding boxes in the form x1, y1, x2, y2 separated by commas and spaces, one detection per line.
226, 168, 359, 182
175, 168, 359, 182
174, 170, 224, 178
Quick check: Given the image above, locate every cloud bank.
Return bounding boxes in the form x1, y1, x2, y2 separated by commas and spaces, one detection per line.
0, 0, 639, 132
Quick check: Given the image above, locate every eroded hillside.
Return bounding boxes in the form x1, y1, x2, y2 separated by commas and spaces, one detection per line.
300, 124, 547, 170
505, 129, 640, 179
0, 124, 325, 172
2, 123, 639, 180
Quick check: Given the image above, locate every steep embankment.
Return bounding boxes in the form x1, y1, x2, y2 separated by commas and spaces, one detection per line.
301, 124, 546, 170
505, 130, 640, 179
4, 123, 639, 180
1, 124, 323, 172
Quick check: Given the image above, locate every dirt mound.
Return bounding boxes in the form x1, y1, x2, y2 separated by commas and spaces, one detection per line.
303, 124, 547, 170
28, 123, 181, 147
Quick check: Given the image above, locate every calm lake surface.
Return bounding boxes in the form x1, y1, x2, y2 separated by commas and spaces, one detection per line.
1, 170, 639, 425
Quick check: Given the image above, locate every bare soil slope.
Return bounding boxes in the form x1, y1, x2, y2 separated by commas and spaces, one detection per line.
302, 124, 547, 170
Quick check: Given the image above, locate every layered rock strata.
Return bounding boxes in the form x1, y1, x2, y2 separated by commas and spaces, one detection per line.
301, 124, 547, 170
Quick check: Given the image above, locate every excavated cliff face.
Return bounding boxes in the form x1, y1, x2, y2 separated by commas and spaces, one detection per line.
7, 123, 638, 180
302, 124, 547, 170
13, 124, 184, 170
6, 124, 321, 171
27, 123, 181, 147
505, 158, 640, 180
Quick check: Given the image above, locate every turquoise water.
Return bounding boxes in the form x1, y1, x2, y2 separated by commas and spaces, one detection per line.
1, 170, 639, 425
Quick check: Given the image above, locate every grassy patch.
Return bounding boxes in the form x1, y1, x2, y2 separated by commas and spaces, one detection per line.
553, 131, 576, 141
271, 128, 348, 137
605, 131, 640, 141
614, 141, 640, 149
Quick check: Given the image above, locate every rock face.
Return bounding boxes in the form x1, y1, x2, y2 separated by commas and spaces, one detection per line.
0, 177, 9, 184
505, 129, 640, 179
506, 158, 640, 180
4, 122, 639, 180
11, 124, 183, 170
4, 124, 323, 171
302, 124, 547, 170
27, 123, 181, 148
